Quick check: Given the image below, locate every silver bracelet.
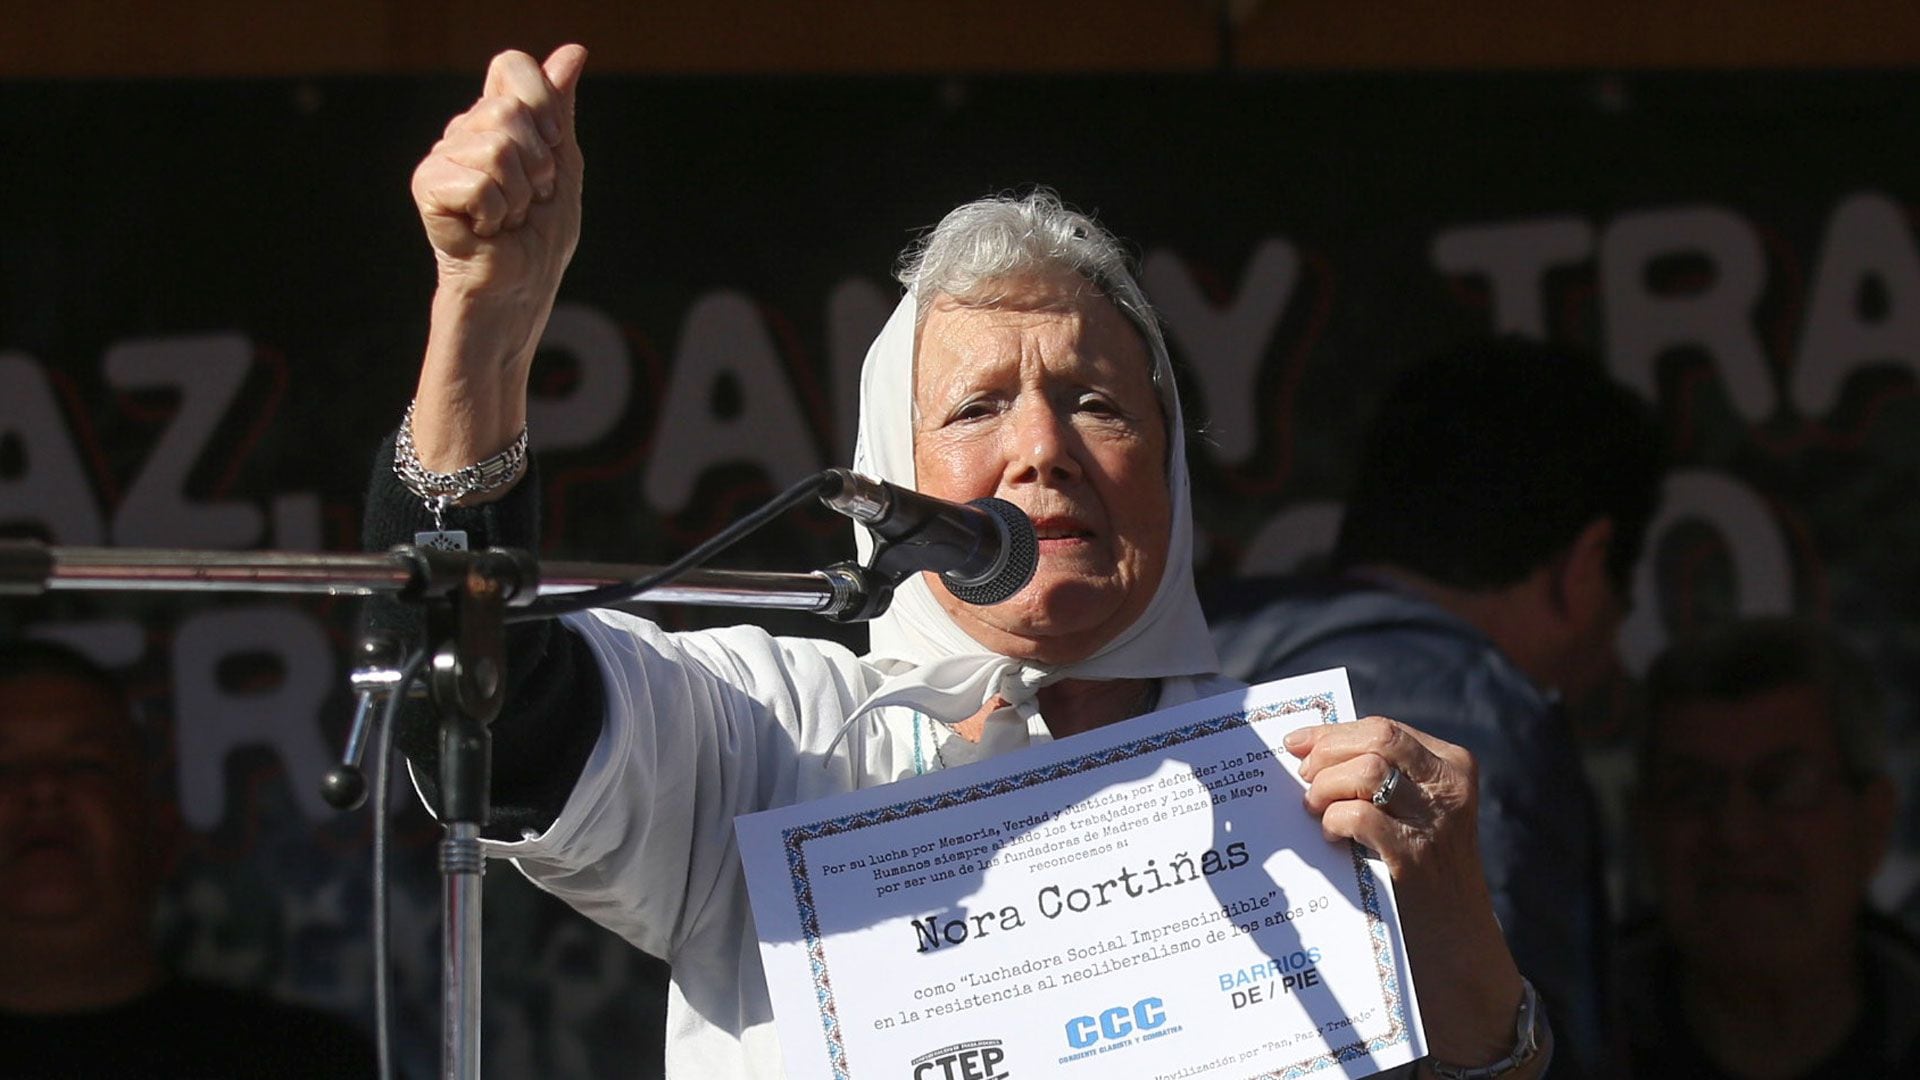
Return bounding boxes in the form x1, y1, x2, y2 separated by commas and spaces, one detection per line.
1428, 978, 1547, 1080
393, 400, 529, 530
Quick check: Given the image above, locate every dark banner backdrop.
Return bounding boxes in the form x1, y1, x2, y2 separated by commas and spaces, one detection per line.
4, 71, 1918, 1076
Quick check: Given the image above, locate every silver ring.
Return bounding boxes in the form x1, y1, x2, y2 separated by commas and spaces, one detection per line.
1371, 765, 1403, 809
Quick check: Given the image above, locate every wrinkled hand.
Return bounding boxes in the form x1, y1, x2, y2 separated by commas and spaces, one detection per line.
405, 45, 587, 476
412, 45, 586, 302
1287, 715, 1479, 887
1286, 717, 1537, 1073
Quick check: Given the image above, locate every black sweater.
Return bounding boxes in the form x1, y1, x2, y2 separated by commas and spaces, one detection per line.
361, 434, 601, 838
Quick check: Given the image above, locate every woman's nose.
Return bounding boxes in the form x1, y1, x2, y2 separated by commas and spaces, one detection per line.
1006, 400, 1081, 484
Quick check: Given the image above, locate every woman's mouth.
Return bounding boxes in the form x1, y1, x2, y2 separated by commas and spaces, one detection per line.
1029, 516, 1094, 548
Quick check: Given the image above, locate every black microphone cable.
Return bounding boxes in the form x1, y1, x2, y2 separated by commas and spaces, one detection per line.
369, 645, 427, 1080
506, 471, 837, 623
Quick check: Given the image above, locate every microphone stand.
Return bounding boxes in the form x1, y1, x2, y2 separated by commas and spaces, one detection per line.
1, 539, 896, 1080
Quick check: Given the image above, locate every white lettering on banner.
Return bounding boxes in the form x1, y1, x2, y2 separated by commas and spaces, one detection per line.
529, 302, 635, 452
0, 351, 106, 543
27, 620, 148, 669
1145, 239, 1301, 465
1618, 469, 1795, 675
172, 605, 337, 829
1430, 217, 1595, 338
1238, 501, 1343, 576
1601, 206, 1774, 423
1792, 191, 1920, 415
270, 493, 323, 551
642, 291, 823, 513
1435, 195, 1920, 425
827, 277, 894, 466
104, 333, 265, 548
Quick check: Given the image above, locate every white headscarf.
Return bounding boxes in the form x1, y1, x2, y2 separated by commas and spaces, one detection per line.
841, 289, 1219, 730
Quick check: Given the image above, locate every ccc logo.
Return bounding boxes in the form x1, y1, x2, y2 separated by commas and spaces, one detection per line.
1064, 997, 1166, 1049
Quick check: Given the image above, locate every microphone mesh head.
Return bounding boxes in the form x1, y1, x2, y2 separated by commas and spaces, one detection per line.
942, 497, 1037, 606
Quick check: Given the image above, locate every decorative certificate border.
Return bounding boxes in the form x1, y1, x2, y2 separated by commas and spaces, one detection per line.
777, 692, 1412, 1080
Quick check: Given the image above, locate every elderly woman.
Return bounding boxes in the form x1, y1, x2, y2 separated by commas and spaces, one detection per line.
373, 46, 1550, 1080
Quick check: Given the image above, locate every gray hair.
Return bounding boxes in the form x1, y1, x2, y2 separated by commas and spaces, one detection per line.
1643, 617, 1888, 783
896, 190, 1170, 384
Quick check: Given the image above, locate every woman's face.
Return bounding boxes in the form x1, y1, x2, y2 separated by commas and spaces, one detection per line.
912, 270, 1171, 665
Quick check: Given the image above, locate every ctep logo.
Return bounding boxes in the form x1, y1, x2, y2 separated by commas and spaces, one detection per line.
909, 1039, 1010, 1080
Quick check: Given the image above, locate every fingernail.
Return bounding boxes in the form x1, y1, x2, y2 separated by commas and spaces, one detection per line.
1283, 728, 1309, 750
538, 113, 561, 145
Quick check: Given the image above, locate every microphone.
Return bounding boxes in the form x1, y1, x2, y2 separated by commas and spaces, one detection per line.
820, 469, 1037, 605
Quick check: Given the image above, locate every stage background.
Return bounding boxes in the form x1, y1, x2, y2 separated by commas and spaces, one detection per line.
4, 16, 1918, 1076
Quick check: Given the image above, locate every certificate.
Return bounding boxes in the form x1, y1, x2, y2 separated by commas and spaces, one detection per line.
737, 669, 1426, 1079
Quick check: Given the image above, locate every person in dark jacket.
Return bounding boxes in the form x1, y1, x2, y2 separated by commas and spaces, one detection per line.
0, 639, 377, 1079
1209, 338, 1666, 1079
1617, 617, 1918, 1078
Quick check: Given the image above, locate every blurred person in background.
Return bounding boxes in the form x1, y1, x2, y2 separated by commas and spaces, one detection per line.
0, 639, 376, 1078
1619, 617, 1919, 1078
1210, 338, 1668, 1079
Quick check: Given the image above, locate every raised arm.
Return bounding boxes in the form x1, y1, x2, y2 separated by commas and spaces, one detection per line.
363, 46, 601, 839
406, 44, 587, 485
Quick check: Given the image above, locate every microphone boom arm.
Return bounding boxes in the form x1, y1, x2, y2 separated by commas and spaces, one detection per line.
4, 541, 892, 619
